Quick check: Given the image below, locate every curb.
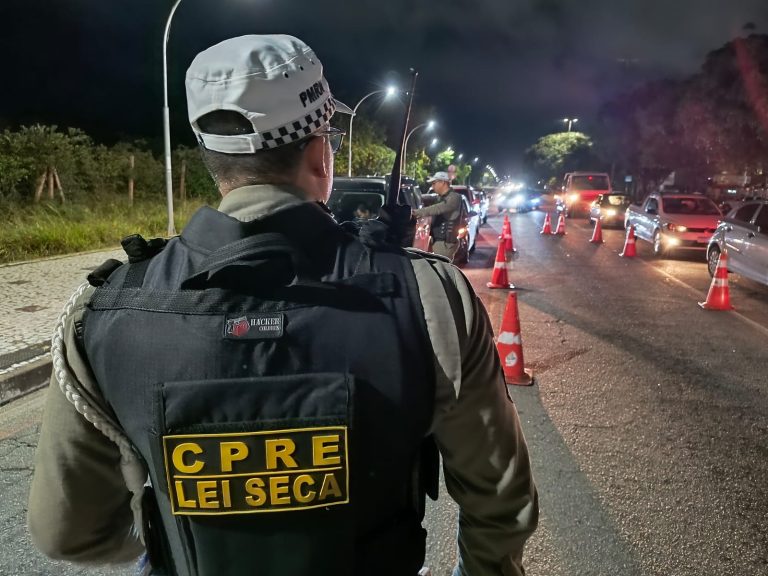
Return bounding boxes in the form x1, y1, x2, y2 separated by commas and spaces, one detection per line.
0, 357, 51, 406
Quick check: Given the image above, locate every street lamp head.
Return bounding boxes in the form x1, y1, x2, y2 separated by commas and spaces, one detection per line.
386, 86, 397, 97
473, 157, 479, 164
457, 153, 464, 161
430, 138, 439, 147
427, 120, 436, 130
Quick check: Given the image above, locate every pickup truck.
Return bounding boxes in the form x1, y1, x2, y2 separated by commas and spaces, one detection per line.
624, 193, 723, 257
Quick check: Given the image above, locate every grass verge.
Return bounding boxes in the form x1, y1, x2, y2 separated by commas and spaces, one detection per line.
0, 198, 212, 264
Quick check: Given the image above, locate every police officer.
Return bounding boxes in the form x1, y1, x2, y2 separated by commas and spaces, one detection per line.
29, 35, 538, 576
412, 171, 463, 260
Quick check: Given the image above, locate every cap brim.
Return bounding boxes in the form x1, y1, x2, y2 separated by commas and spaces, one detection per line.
333, 98, 355, 115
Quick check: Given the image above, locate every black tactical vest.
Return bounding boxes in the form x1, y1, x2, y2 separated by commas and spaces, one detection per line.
430, 190, 462, 243
81, 202, 437, 576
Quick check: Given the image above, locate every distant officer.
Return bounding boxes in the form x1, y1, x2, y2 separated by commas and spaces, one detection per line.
28, 35, 538, 576
412, 172, 464, 260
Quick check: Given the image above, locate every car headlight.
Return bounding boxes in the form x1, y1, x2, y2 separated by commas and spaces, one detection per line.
666, 224, 687, 233
568, 193, 579, 203
605, 209, 617, 217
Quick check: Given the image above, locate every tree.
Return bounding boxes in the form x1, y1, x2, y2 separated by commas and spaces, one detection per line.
524, 132, 600, 182
333, 117, 397, 176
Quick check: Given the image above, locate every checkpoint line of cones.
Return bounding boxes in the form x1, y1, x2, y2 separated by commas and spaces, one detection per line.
536, 212, 734, 311
485, 216, 533, 385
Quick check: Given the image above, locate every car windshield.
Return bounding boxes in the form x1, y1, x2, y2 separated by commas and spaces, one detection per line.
571, 176, 610, 190
662, 197, 721, 215
604, 195, 630, 206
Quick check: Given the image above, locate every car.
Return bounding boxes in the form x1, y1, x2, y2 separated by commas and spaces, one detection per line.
556, 172, 612, 217
707, 200, 768, 286
589, 193, 632, 227
475, 189, 490, 224
328, 176, 431, 252
497, 187, 543, 213
625, 192, 722, 257
450, 185, 482, 249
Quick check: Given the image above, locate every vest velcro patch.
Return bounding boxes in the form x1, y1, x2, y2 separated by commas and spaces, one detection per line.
223, 313, 284, 339
163, 427, 349, 515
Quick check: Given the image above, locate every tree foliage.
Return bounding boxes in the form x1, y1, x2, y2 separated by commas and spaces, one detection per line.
524, 132, 599, 181
597, 34, 768, 193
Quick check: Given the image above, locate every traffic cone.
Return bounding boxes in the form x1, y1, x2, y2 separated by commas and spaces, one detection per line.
540, 213, 552, 235
699, 250, 733, 310
501, 217, 516, 253
620, 225, 637, 258
487, 237, 514, 289
496, 292, 533, 386
589, 217, 604, 244
553, 213, 566, 235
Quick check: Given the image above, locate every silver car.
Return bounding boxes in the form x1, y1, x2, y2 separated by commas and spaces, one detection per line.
707, 200, 768, 286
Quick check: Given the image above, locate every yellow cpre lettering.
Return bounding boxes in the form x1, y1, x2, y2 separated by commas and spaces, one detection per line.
245, 477, 267, 507
219, 441, 249, 472
197, 480, 220, 509
293, 474, 316, 503
265, 438, 298, 470
172, 443, 204, 474
318, 472, 343, 500
221, 479, 232, 508
269, 476, 291, 505
312, 435, 341, 466
174, 480, 197, 508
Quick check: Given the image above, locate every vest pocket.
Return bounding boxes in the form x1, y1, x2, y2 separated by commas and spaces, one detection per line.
150, 373, 356, 576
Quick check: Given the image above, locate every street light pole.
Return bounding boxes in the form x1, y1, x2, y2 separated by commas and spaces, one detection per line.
347, 87, 396, 177
563, 117, 579, 132
162, 0, 183, 237
401, 120, 435, 173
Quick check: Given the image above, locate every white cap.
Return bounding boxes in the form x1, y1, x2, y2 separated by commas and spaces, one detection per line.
185, 35, 353, 154
427, 171, 451, 183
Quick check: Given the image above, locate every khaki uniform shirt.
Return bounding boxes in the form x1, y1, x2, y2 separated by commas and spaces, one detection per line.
28, 185, 538, 575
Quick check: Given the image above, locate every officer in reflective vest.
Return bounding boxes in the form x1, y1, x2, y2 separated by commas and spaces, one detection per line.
29, 34, 538, 576
412, 172, 463, 260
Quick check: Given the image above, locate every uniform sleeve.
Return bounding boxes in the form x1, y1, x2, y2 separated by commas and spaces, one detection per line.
411, 259, 538, 576
28, 300, 144, 564
413, 192, 462, 218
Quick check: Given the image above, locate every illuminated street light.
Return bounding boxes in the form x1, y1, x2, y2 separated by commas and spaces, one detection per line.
347, 86, 398, 176
430, 138, 439, 148
162, 0, 184, 236
401, 120, 436, 172
563, 117, 579, 132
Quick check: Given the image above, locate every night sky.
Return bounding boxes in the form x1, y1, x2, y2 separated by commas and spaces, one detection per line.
2, 0, 767, 175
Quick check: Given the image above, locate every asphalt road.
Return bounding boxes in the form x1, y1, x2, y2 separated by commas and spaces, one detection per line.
1, 202, 767, 575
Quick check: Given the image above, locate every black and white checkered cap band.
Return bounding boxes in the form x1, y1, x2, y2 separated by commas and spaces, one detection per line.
259, 98, 336, 150
196, 98, 336, 154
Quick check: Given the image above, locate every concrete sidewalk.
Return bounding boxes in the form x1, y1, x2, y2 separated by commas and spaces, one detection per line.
0, 247, 122, 404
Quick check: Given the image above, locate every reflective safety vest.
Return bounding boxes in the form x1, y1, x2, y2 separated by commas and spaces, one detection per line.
81, 202, 438, 576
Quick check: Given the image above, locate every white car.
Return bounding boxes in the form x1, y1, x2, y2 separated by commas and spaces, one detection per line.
707, 200, 768, 286
624, 193, 722, 256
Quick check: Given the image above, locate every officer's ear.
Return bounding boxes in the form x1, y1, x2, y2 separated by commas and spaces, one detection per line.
301, 136, 330, 180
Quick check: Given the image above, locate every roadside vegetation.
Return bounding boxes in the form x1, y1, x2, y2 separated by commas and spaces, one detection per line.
0, 198, 208, 264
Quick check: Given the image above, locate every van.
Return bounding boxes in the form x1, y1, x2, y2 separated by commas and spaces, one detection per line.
557, 172, 611, 217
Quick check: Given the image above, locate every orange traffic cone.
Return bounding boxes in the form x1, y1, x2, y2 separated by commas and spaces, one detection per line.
501, 217, 516, 252
699, 250, 733, 310
496, 292, 533, 386
620, 225, 637, 258
487, 237, 514, 289
589, 217, 604, 243
553, 213, 566, 235
540, 213, 552, 235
